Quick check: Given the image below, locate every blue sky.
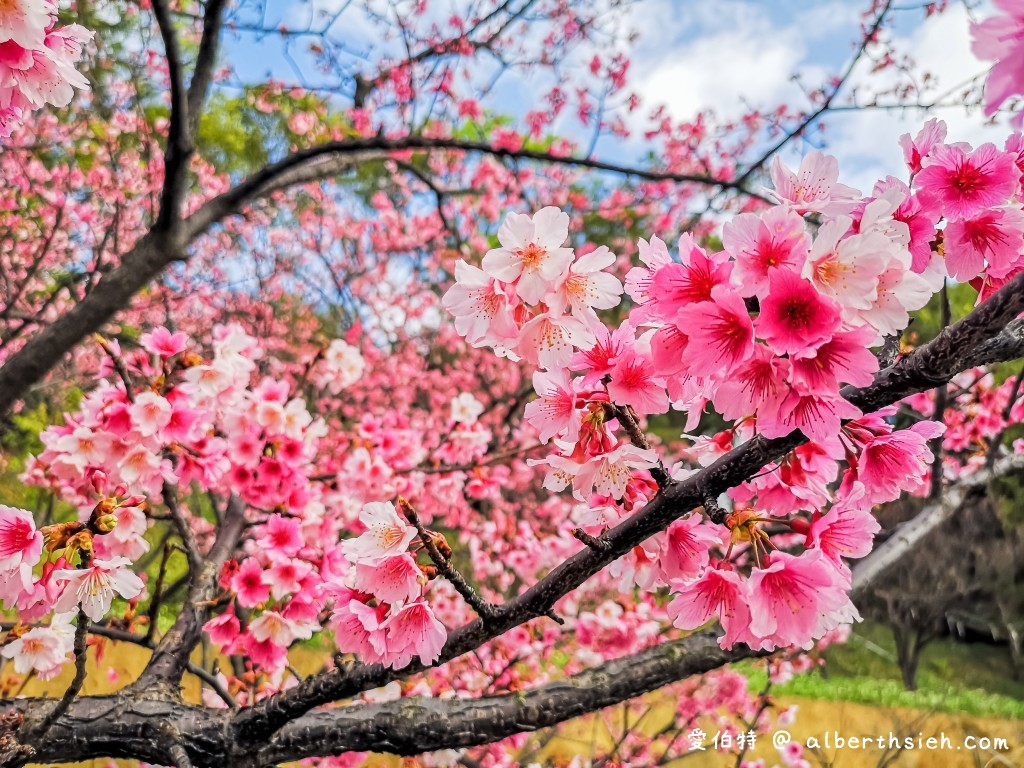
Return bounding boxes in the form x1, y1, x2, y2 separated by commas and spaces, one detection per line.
217, 0, 1007, 195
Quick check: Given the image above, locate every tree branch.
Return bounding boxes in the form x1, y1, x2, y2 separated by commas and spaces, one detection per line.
850, 453, 1024, 597
151, 0, 194, 230
186, 0, 227, 139
232, 272, 1024, 741
136, 494, 246, 689
185, 135, 769, 234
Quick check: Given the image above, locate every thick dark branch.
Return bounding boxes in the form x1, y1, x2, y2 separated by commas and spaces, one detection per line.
163, 483, 202, 573
0, 231, 181, 418
0, 632, 751, 766
186, 0, 227, 138
234, 273, 1024, 741
186, 135, 767, 233
136, 495, 246, 688
257, 633, 754, 763
151, 0, 194, 230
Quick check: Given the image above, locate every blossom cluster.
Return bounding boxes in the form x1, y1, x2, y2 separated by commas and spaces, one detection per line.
445, 119, 1024, 652
0, 0, 92, 137
0, 323, 456, 679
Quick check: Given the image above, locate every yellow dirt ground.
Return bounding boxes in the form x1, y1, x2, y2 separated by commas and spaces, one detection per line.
8, 641, 1023, 767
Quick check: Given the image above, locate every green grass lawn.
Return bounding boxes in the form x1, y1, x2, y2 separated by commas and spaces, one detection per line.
742, 622, 1024, 720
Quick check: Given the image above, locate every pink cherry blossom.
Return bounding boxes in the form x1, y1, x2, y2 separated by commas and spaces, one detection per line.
353, 553, 424, 604
724, 206, 810, 298
481, 207, 574, 304
803, 216, 890, 311
646, 235, 732, 318
607, 351, 668, 415
573, 443, 658, 500
856, 421, 945, 504
658, 516, 720, 582
524, 369, 582, 443
769, 150, 860, 214
667, 566, 753, 649
943, 206, 1024, 281
552, 246, 623, 321
232, 558, 270, 607
972, 1, 1024, 123
53, 557, 145, 622
899, 118, 948, 175
1, 624, 67, 676
756, 268, 842, 356
442, 260, 518, 348
342, 501, 417, 563
383, 600, 447, 669
747, 549, 854, 649
916, 143, 1021, 220
675, 285, 755, 378
0, 505, 42, 574
140, 327, 188, 359
517, 312, 596, 371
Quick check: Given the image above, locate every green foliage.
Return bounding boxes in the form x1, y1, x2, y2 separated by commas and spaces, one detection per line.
742, 623, 1024, 719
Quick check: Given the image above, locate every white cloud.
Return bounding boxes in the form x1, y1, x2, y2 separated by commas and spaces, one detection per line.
826, 1, 1003, 193
628, 0, 857, 122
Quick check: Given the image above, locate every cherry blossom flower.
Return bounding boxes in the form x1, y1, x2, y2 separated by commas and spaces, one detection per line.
140, 327, 188, 359
647, 235, 732, 317
232, 558, 270, 607
353, 553, 424, 604
573, 443, 658, 500
803, 216, 889, 310
53, 557, 145, 622
1, 624, 67, 676
623, 235, 671, 313
768, 151, 860, 214
971, 1, 1024, 124
518, 312, 596, 371
383, 600, 447, 668
712, 345, 791, 423
943, 206, 1024, 281
607, 351, 668, 415
0, 505, 42, 574
915, 143, 1020, 220
524, 369, 582, 443
450, 392, 485, 425
551, 246, 623, 321
675, 286, 755, 378
442, 260, 518, 348
724, 206, 810, 298
747, 549, 855, 649
756, 268, 842, 356
248, 610, 313, 646
668, 566, 753, 649
856, 421, 945, 504
342, 501, 417, 563
0, 0, 52, 49
319, 339, 366, 393
657, 516, 720, 582
807, 482, 879, 578
899, 119, 948, 175
481, 207, 574, 304
257, 513, 304, 559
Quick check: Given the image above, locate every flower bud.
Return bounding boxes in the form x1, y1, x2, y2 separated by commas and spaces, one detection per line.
63, 530, 94, 562
90, 470, 107, 494
95, 514, 118, 533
